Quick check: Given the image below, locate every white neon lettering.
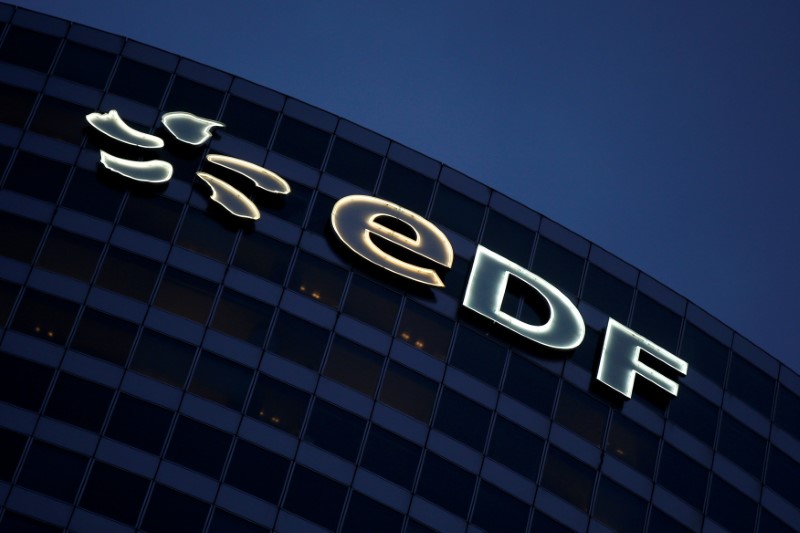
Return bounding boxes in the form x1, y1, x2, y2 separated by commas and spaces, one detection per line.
86, 109, 164, 148
99, 150, 173, 183
161, 111, 224, 145
206, 154, 291, 194
196, 171, 260, 220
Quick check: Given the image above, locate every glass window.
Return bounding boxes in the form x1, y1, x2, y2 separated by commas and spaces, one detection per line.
17, 441, 88, 503
605, 413, 658, 477
775, 385, 800, 441
679, 323, 729, 386
555, 383, 608, 446
79, 462, 149, 525
0, 82, 37, 127
718, 412, 766, 478
288, 251, 348, 308
482, 210, 535, 267
109, 58, 171, 108
430, 185, 484, 240
119, 194, 183, 242
593, 476, 647, 533
11, 288, 79, 345
531, 237, 584, 296
225, 439, 289, 503
378, 161, 433, 215
304, 399, 366, 461
44, 373, 113, 431
96, 246, 161, 302
154, 266, 217, 323
570, 325, 602, 371
305, 192, 336, 234
165, 416, 232, 478
727, 354, 774, 419
176, 207, 237, 262
630, 293, 682, 351
4, 151, 71, 203
0, 352, 54, 411
232, 231, 294, 284
765, 445, 800, 508
271, 180, 311, 226
0, 211, 46, 263
211, 288, 274, 346
208, 511, 262, 533
36, 227, 104, 282
581, 264, 633, 321
417, 453, 476, 518
272, 116, 330, 169
450, 325, 507, 387
0, 512, 61, 533
105, 393, 173, 455
61, 168, 125, 221
379, 361, 437, 423
0, 427, 26, 482
164, 77, 224, 119
433, 388, 491, 451
488, 416, 543, 480
0, 279, 20, 327
342, 492, 403, 533
343, 274, 401, 333
325, 138, 382, 190
361, 425, 421, 489
188, 351, 252, 410
759, 510, 797, 533
540, 446, 595, 512
440, 254, 471, 301
668, 385, 718, 447
54, 41, 115, 89
647, 508, 693, 533
246, 374, 310, 435
284, 471, 348, 531
141, 484, 209, 533
530, 512, 574, 533
656, 443, 708, 509
502, 353, 558, 416
221, 95, 277, 146
707, 475, 757, 532
0, 26, 60, 72
268, 311, 329, 370
471, 482, 529, 533
323, 335, 384, 397
396, 300, 452, 361
70, 308, 137, 365
130, 329, 196, 388
29, 95, 89, 145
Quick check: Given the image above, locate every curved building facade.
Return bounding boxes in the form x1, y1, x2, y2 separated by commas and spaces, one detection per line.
0, 4, 799, 532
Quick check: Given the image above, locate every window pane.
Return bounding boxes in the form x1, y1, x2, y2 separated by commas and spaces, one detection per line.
396, 300, 453, 361
119, 195, 182, 242
325, 138, 382, 190
304, 400, 366, 461
570, 325, 602, 370
247, 374, 310, 435
450, 325, 507, 387
502, 353, 558, 416
775, 385, 800, 441
109, 58, 170, 107
765, 445, 800, 508
630, 293, 682, 351
581, 264, 633, 321
271, 180, 311, 226
4, 151, 71, 203
555, 383, 608, 446
728, 353, 774, 419
605, 413, 658, 477
208, 511, 263, 533
142, 485, 209, 533
656, 443, 707, 509
647, 508, 693, 533
342, 492, 403, 533
222, 95, 277, 146
272, 116, 330, 169
61, 168, 125, 221
717, 412, 766, 478
0, 427, 27, 482
531, 237, 584, 296
154, 267, 217, 323
288, 251, 347, 308
225, 439, 289, 503
54, 41, 115, 89
471, 482, 529, 533
0, 352, 54, 411
188, 351, 252, 410
593, 476, 647, 533
679, 323, 729, 386
707, 475, 757, 532
105, 393, 173, 455
211, 288, 274, 346
80, 462, 149, 525
96, 246, 161, 302
0, 279, 19, 327
540, 446, 594, 512
433, 388, 491, 451
0, 513, 61, 533
0, 26, 59, 72
668, 386, 718, 447
268, 311, 329, 370
29, 96, 89, 145
164, 77, 224, 119
176, 207, 237, 262
36, 228, 103, 281
130, 329, 196, 388
488, 416, 544, 480
70, 308, 137, 365
378, 160, 433, 215
0, 211, 46, 263
430, 185, 484, 240
361, 425, 421, 489
232, 231, 294, 284
305, 192, 336, 234
343, 274, 401, 332
379, 361, 437, 423
417, 453, 475, 518
0, 83, 37, 127
44, 373, 113, 431
482, 210, 535, 267
165, 416, 232, 478
11, 288, 79, 345
283, 466, 347, 530
17, 441, 88, 503
323, 335, 383, 396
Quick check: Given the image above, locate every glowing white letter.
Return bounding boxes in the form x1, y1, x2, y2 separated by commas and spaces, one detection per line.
596, 318, 688, 398
331, 195, 453, 287
463, 245, 584, 350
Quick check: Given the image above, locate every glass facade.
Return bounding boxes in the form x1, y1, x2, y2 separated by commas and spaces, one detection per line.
0, 5, 799, 532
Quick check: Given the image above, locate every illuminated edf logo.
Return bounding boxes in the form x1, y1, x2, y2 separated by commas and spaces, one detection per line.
86, 110, 688, 401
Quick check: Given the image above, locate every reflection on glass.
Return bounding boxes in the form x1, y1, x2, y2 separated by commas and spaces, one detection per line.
247, 374, 310, 435
396, 300, 453, 360
289, 252, 347, 308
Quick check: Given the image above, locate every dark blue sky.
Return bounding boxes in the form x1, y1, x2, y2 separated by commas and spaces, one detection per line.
18, 1, 800, 372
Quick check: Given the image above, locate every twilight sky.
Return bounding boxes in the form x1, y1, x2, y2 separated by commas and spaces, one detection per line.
15, 1, 800, 373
